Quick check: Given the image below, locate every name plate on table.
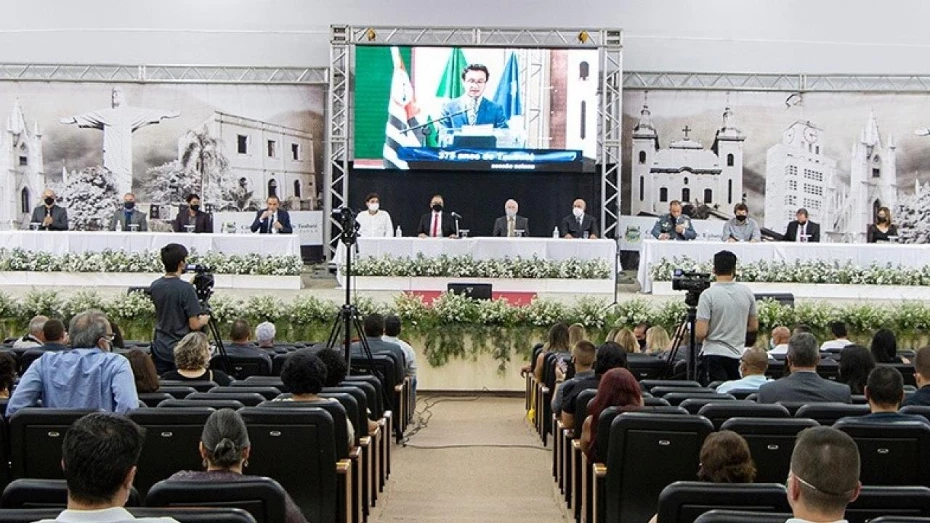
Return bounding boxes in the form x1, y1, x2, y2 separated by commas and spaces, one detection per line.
213, 211, 324, 246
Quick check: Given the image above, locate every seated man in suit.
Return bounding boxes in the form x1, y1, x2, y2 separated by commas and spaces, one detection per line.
225, 318, 272, 370
757, 332, 851, 404
417, 194, 458, 238
559, 199, 598, 239
109, 192, 148, 232
650, 200, 696, 241
905, 345, 930, 407
30, 188, 69, 231
492, 199, 529, 237
785, 427, 861, 523
250, 195, 292, 234
784, 207, 820, 242
349, 313, 406, 381
172, 193, 213, 233
439, 64, 508, 131
838, 366, 930, 425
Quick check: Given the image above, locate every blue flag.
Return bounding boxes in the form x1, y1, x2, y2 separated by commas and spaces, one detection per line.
492, 52, 522, 120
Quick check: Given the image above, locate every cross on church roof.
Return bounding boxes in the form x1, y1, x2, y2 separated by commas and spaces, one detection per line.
682, 125, 692, 139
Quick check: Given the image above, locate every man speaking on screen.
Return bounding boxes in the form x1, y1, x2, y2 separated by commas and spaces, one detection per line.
439, 64, 509, 130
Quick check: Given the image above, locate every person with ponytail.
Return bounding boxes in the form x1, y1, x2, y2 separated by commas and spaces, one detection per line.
165, 409, 308, 523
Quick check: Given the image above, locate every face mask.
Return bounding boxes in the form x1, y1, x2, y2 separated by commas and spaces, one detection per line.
735, 214, 747, 222
572, 207, 583, 218
190, 204, 200, 212
505, 209, 516, 218
44, 197, 54, 206
877, 216, 887, 223
431, 203, 443, 212
124, 201, 135, 210
368, 202, 379, 212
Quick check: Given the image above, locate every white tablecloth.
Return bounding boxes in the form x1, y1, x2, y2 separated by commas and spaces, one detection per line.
637, 239, 930, 293
335, 237, 617, 285
0, 231, 300, 257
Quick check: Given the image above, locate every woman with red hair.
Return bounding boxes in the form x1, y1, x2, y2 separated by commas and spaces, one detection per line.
579, 367, 643, 462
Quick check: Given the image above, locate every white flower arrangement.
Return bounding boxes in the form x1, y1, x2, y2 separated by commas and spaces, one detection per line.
346, 254, 611, 280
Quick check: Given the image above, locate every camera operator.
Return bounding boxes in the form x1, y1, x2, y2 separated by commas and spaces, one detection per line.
695, 250, 758, 383
149, 243, 211, 374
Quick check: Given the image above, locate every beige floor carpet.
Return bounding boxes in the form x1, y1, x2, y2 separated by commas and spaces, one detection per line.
368, 395, 571, 522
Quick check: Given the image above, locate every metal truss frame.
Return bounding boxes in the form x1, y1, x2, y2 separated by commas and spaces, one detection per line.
325, 25, 624, 258
0, 63, 327, 84
623, 72, 930, 93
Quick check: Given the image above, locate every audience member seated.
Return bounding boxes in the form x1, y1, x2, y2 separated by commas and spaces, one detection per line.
871, 328, 908, 364
647, 430, 757, 523
0, 351, 16, 398
838, 366, 930, 425
37, 318, 69, 351
757, 332, 851, 404
793, 324, 813, 336
820, 321, 853, 352
8, 310, 139, 416
568, 323, 587, 349
904, 345, 930, 407
226, 318, 273, 367
612, 328, 639, 354
552, 340, 599, 430
767, 326, 791, 356
160, 332, 232, 386
716, 347, 771, 394
33, 412, 179, 523
109, 320, 125, 350
633, 322, 651, 352
349, 313, 406, 374
164, 409, 308, 523
12, 314, 47, 350
644, 326, 670, 355
255, 321, 277, 353
837, 345, 874, 395
594, 341, 629, 374
520, 322, 570, 381
785, 427, 861, 523
316, 347, 379, 434
383, 314, 418, 399
126, 349, 160, 393
580, 368, 643, 462
275, 349, 354, 451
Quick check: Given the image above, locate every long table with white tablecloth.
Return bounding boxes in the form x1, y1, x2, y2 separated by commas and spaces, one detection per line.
336, 237, 617, 292
0, 231, 300, 257
637, 239, 930, 293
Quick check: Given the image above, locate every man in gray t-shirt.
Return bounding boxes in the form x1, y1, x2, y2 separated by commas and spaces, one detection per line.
695, 250, 758, 383
721, 202, 761, 242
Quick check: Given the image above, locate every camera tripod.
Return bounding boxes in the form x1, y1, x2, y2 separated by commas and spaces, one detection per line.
663, 291, 701, 382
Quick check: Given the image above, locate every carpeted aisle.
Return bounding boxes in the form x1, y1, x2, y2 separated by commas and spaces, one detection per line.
368, 395, 570, 522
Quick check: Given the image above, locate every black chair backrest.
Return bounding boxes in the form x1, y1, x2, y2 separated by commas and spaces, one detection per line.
159, 380, 217, 393
724, 388, 762, 400
643, 397, 672, 407
650, 386, 714, 398
846, 486, 930, 523
137, 392, 174, 408
679, 399, 745, 416
208, 386, 281, 401
834, 419, 930, 486
693, 510, 793, 523
573, 389, 598, 430
339, 379, 382, 419
318, 392, 363, 440
237, 407, 337, 523
0, 479, 140, 508
323, 387, 368, 436
663, 392, 735, 406
640, 380, 703, 392
157, 398, 245, 410
627, 354, 667, 380
850, 394, 868, 404
775, 401, 807, 415
186, 392, 266, 407
241, 376, 286, 390
156, 385, 198, 399
146, 477, 286, 523
880, 362, 917, 387
656, 481, 790, 523
870, 518, 930, 523
0, 508, 259, 523
697, 403, 790, 430
604, 412, 715, 523
9, 409, 94, 480
901, 405, 930, 424
210, 354, 272, 381
765, 360, 786, 379
271, 353, 291, 376
127, 407, 215, 497
16, 350, 46, 375
257, 400, 349, 459
720, 417, 820, 484
795, 403, 870, 425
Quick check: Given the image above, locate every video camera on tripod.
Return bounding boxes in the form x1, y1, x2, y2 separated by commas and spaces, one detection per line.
671, 269, 711, 307
185, 263, 215, 306
332, 206, 360, 246
665, 268, 713, 382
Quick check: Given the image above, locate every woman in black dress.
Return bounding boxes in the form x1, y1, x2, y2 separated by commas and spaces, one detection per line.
867, 206, 898, 243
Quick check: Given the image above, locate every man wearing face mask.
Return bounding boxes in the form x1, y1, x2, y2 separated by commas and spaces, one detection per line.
172, 193, 213, 233
651, 200, 696, 241
417, 194, 458, 238
250, 195, 292, 234
109, 192, 148, 232
30, 189, 69, 231
721, 202, 761, 242
559, 198, 598, 239
356, 192, 394, 237
492, 199, 529, 237
7, 309, 139, 415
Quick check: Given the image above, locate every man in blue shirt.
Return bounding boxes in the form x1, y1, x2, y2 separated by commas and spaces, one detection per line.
838, 366, 930, 426
716, 347, 771, 394
7, 310, 138, 416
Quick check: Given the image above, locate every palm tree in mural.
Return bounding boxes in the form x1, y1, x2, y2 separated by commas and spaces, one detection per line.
179, 125, 230, 207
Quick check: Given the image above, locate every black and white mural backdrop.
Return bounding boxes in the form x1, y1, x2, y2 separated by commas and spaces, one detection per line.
621, 90, 930, 243
0, 82, 324, 231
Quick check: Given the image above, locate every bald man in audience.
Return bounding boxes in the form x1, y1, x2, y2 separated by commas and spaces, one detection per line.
786, 427, 861, 523
715, 347, 771, 394
768, 326, 791, 356
904, 345, 930, 407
